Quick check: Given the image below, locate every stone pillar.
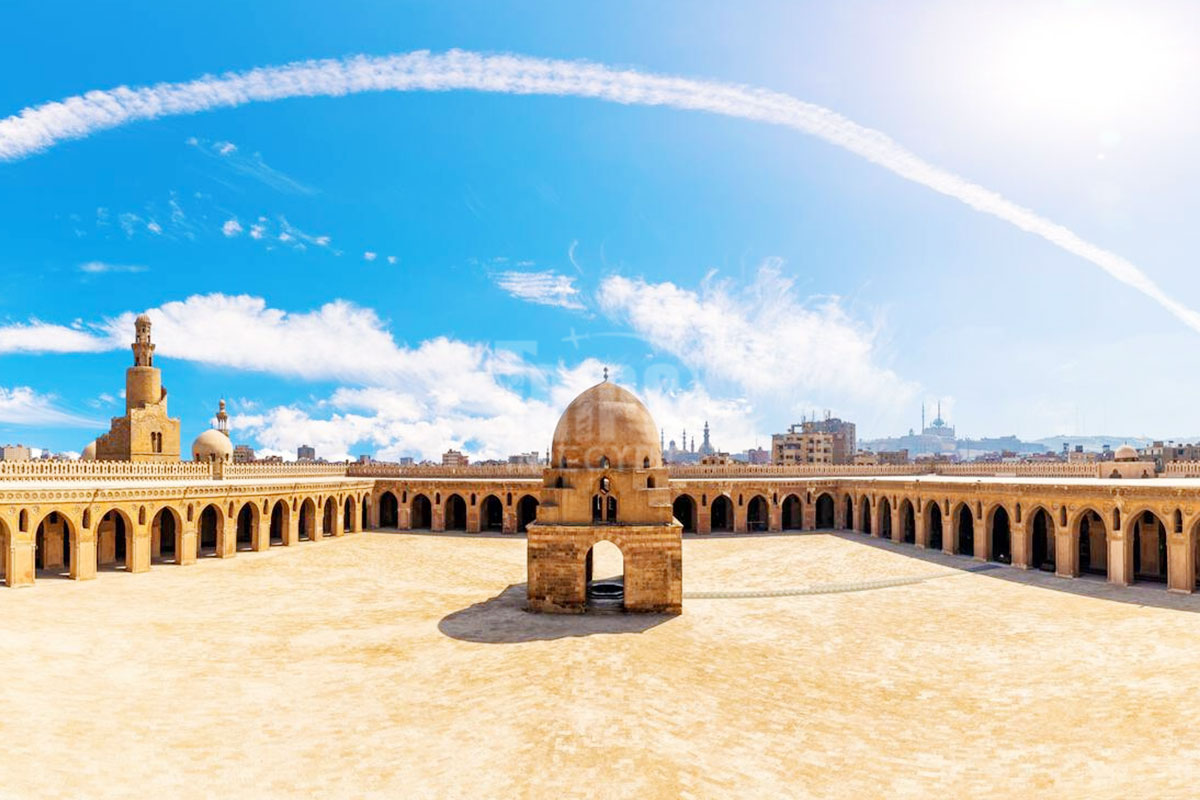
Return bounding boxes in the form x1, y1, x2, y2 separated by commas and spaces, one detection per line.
70, 526, 94, 579
915, 506, 928, 549
254, 513, 271, 551
129, 523, 151, 573
1167, 528, 1192, 593
502, 509, 516, 535
7, 533, 34, 587
283, 509, 299, 546
769, 503, 781, 532
697, 502, 711, 534
973, 511, 987, 561
1011, 520, 1029, 569
1108, 526, 1131, 586
178, 523, 198, 565
467, 504, 480, 534
334, 503, 346, 537
217, 517, 236, 558
370, 496, 382, 529
1055, 527, 1076, 578
943, 508, 957, 556
432, 504, 445, 533
351, 500, 363, 533
890, 504, 902, 543
733, 501, 747, 534
803, 500, 816, 531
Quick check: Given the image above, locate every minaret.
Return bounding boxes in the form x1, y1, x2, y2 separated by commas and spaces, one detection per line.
690, 436, 695, 453
701, 421, 712, 455
215, 399, 229, 437
660, 428, 665, 452
96, 314, 181, 461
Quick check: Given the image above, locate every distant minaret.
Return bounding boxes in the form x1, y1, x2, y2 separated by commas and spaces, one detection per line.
701, 421, 712, 455
682, 429, 686, 452
690, 436, 695, 453
921, 403, 926, 433
215, 399, 229, 437
660, 428, 665, 452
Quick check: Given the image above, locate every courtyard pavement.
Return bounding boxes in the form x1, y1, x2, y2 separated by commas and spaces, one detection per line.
2, 530, 1198, 798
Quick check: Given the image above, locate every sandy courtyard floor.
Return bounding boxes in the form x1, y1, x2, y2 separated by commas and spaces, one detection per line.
3, 530, 1200, 798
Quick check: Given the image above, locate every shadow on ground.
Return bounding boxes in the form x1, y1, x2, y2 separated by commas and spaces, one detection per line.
830, 530, 1200, 614
438, 583, 675, 643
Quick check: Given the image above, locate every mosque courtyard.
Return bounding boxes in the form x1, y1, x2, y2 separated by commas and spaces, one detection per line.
3, 530, 1200, 798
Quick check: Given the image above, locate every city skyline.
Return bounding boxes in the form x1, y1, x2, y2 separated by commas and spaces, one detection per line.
3, 1, 1200, 460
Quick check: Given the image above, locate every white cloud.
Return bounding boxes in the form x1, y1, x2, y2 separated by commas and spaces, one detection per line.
0, 386, 98, 427
249, 224, 265, 240
78, 261, 147, 274
221, 218, 243, 237
363, 251, 377, 261
598, 262, 917, 425
0, 50, 1192, 333
387, 256, 397, 265
146, 220, 162, 234
494, 269, 585, 310
216, 140, 237, 155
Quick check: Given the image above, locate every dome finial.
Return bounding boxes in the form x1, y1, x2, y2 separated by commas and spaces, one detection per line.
602, 366, 608, 382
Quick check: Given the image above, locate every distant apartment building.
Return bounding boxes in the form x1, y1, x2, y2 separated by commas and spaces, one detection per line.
397, 456, 415, 466
0, 444, 32, 462
699, 452, 734, 465
744, 447, 770, 465
1139, 441, 1200, 471
772, 417, 855, 466
296, 445, 316, 461
233, 444, 256, 463
508, 451, 543, 465
442, 449, 469, 467
772, 426, 834, 465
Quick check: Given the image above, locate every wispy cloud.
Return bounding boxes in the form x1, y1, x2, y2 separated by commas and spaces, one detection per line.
0, 386, 98, 427
185, 136, 315, 195
78, 260, 147, 274
221, 218, 243, 237
0, 50, 1191, 332
494, 269, 585, 310
597, 261, 916, 416
363, 251, 377, 262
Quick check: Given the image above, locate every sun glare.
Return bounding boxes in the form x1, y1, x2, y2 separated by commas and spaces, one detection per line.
992, 7, 1187, 121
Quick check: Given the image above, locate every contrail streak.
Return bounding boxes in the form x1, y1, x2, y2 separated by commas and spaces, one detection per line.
2, 50, 1195, 331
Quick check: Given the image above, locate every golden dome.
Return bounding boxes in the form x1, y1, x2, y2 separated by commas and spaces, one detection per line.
192, 429, 233, 463
1114, 444, 1138, 462
551, 381, 661, 469
80, 440, 97, 461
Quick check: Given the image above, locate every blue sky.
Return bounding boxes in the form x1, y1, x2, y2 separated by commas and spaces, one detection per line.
2, 0, 1199, 460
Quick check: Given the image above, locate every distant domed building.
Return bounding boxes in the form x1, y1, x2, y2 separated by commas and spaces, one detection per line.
528, 374, 682, 614
80, 440, 97, 461
1101, 444, 1153, 479
191, 400, 233, 463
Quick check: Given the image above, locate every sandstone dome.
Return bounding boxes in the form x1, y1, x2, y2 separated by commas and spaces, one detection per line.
192, 429, 233, 463
551, 380, 661, 470
80, 440, 97, 461
1114, 444, 1138, 462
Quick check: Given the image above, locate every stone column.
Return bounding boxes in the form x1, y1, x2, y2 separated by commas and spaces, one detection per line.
467, 504, 480, 534
697, 502, 711, 534
178, 522, 198, 565
1055, 526, 1076, 578
769, 503, 782, 532
7, 533, 34, 587
1167, 527, 1192, 593
254, 512, 271, 551
370, 496, 382, 529
943, 508, 957, 556
915, 505, 928, 549
432, 504, 445, 533
803, 500, 816, 531
1108, 525, 1131, 586
973, 511, 988, 561
350, 500, 363, 533
130, 522, 151, 573
1011, 520, 1029, 569
218, 517, 236, 557
733, 501, 747, 534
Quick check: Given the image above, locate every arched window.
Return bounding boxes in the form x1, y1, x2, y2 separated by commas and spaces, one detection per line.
647, 476, 656, 489
506, 492, 512, 506
138, 506, 146, 525
607, 496, 618, 523
187, 504, 194, 522
470, 493, 476, 505
1015, 503, 1022, 523
643, 457, 650, 469
592, 495, 603, 523
1113, 508, 1122, 530
1175, 509, 1183, 533
600, 455, 610, 469
18, 509, 28, 532
402, 491, 408, 503
1060, 506, 1067, 527
555, 476, 564, 488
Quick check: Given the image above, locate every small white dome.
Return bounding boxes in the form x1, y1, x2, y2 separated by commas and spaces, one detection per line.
192, 429, 233, 462
1114, 444, 1138, 462
80, 441, 97, 461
